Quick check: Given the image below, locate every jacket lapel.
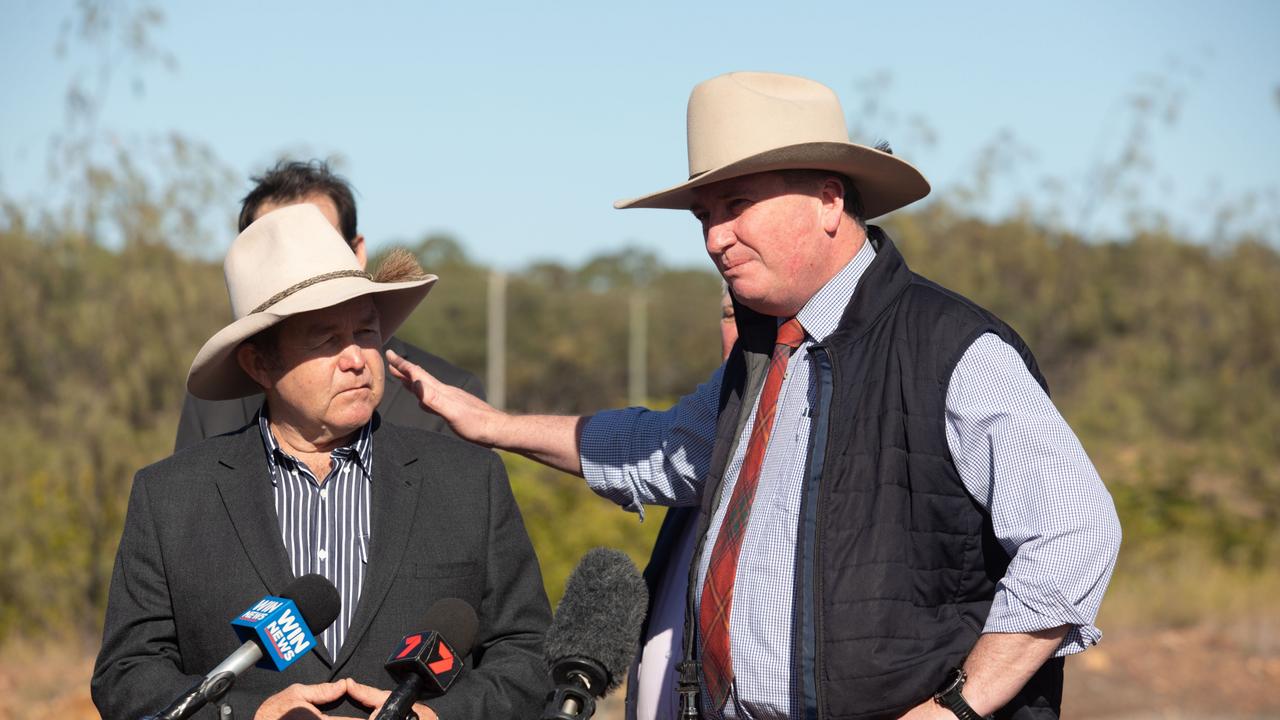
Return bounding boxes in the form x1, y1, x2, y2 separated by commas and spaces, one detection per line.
331, 422, 424, 674
213, 425, 335, 666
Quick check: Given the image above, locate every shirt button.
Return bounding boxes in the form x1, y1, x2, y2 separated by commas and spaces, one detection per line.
318, 549, 328, 561
320, 488, 328, 500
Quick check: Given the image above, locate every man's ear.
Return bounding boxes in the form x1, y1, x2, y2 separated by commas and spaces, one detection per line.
236, 343, 274, 391
819, 177, 845, 235
351, 234, 368, 270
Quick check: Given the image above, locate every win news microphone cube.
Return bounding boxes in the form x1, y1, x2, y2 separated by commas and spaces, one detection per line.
230, 596, 317, 671
385, 630, 463, 696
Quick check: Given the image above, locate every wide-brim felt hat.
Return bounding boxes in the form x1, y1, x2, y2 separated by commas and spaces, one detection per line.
614, 71, 931, 218
187, 203, 437, 400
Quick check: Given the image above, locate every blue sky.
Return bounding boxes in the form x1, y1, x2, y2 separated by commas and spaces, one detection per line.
1, 0, 1277, 269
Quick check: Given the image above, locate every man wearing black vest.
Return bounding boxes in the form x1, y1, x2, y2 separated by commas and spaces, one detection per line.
387, 72, 1121, 720
175, 160, 484, 451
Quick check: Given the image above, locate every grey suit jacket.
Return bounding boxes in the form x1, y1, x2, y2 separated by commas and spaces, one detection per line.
93, 417, 551, 719
174, 337, 484, 451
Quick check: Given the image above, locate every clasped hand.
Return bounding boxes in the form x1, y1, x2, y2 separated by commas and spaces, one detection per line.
253, 678, 437, 720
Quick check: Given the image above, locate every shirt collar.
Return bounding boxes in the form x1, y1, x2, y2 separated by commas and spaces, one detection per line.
258, 407, 375, 482
793, 237, 877, 342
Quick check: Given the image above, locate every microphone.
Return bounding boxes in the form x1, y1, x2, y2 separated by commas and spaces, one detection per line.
149, 574, 341, 720
541, 548, 649, 720
374, 597, 479, 720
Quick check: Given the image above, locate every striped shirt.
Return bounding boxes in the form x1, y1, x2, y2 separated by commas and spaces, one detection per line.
581, 240, 1121, 719
259, 412, 372, 659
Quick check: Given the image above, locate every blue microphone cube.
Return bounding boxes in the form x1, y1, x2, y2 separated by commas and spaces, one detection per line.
231, 596, 317, 671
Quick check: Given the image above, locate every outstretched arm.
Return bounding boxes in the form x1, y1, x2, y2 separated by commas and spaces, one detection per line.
386, 348, 587, 475
389, 348, 724, 513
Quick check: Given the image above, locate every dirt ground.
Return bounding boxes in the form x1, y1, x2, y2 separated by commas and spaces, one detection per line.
2, 623, 1276, 720
1061, 623, 1280, 719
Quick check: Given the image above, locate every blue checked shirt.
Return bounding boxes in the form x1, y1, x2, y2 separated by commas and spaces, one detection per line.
581, 240, 1121, 720
259, 412, 373, 659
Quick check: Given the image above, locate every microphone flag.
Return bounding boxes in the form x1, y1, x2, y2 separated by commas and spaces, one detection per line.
385, 629, 463, 695
230, 596, 317, 671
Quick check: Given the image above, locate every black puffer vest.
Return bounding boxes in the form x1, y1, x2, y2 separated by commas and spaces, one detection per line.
682, 227, 1063, 720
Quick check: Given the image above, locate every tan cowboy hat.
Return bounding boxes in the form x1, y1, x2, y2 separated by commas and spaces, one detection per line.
614, 71, 930, 218
187, 203, 437, 400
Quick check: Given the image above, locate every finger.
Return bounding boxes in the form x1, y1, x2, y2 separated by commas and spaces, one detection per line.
384, 351, 417, 385
388, 366, 418, 393
387, 361, 407, 381
387, 348, 446, 386
343, 678, 391, 710
385, 348, 420, 378
385, 350, 431, 392
385, 348, 410, 382
295, 679, 351, 704
385, 349, 409, 372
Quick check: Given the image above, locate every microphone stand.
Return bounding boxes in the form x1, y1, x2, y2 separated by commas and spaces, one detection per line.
677, 660, 701, 719
148, 642, 262, 719
542, 657, 606, 720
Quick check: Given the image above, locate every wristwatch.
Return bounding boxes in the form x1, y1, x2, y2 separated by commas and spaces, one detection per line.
933, 667, 993, 720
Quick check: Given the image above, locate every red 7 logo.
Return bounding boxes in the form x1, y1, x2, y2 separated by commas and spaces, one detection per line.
428, 643, 454, 674
396, 634, 424, 660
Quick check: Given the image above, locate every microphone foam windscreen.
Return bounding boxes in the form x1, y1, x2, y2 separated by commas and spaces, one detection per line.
422, 597, 480, 656
283, 574, 342, 634
544, 547, 649, 692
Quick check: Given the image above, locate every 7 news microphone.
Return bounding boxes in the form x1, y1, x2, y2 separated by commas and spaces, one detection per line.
374, 597, 480, 720
541, 548, 649, 720
148, 574, 341, 720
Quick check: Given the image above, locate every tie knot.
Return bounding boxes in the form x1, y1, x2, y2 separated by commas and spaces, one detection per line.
776, 317, 805, 349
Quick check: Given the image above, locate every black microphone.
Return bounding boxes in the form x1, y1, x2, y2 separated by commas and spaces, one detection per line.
374, 597, 480, 720
542, 548, 649, 720
149, 574, 341, 720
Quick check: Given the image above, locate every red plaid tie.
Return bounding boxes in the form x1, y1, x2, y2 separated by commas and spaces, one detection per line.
698, 317, 806, 711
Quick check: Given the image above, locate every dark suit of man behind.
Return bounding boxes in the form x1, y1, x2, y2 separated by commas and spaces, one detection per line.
175, 336, 483, 450
95, 420, 548, 717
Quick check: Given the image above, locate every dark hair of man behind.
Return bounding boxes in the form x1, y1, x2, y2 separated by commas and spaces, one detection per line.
238, 159, 359, 244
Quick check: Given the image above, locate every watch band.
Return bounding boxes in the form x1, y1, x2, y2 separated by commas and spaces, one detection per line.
933, 667, 992, 720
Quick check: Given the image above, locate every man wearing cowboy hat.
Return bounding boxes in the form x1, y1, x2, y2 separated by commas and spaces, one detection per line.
93, 204, 551, 719
387, 72, 1120, 720
174, 159, 486, 452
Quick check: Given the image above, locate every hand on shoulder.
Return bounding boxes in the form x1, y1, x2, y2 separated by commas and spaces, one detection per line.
386, 348, 506, 446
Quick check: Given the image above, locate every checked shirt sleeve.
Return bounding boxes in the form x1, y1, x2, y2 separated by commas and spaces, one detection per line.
945, 333, 1122, 656
579, 365, 724, 519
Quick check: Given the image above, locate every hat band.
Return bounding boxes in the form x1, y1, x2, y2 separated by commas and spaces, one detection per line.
249, 269, 373, 314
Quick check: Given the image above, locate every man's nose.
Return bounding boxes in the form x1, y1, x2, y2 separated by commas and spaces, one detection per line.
704, 220, 735, 255
338, 340, 367, 371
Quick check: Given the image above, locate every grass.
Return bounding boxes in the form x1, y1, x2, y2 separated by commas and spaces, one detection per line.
1099, 538, 1280, 654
